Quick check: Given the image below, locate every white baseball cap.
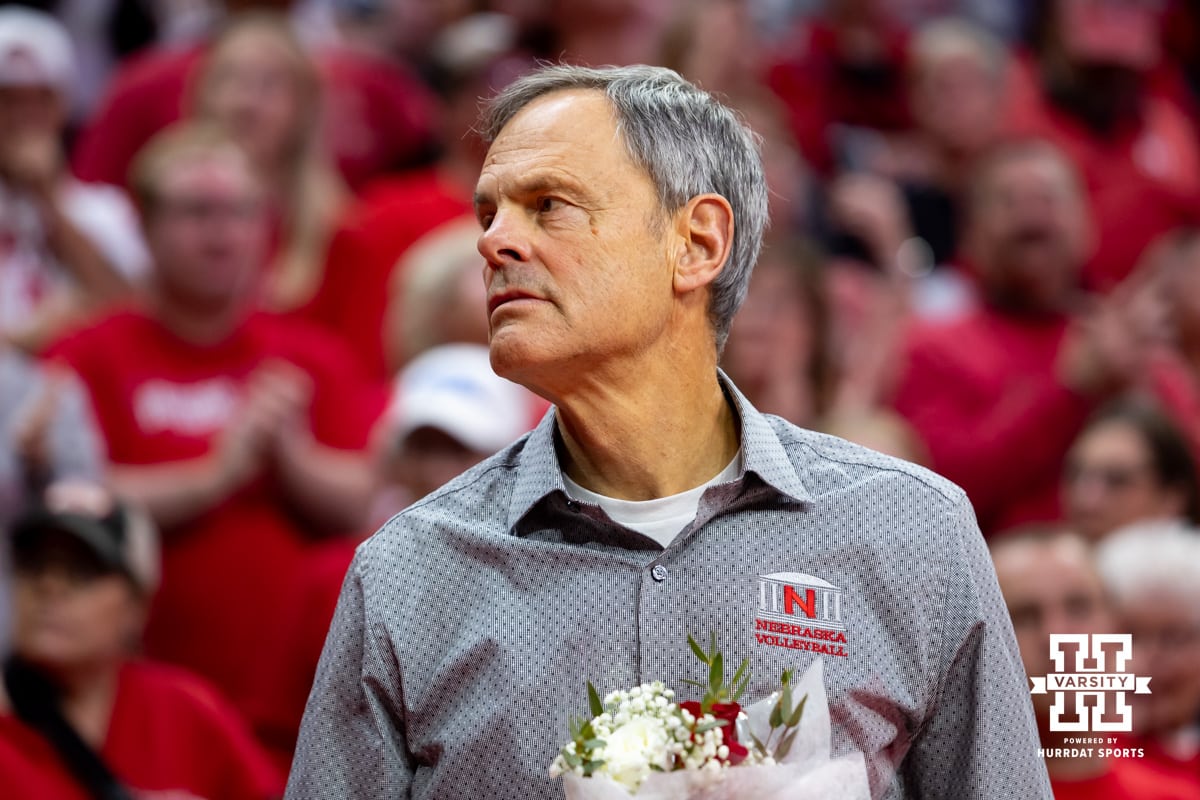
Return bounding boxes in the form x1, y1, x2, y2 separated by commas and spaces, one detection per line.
391, 344, 536, 454
0, 7, 74, 92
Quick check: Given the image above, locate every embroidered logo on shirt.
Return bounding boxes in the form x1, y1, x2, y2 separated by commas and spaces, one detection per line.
754, 572, 848, 658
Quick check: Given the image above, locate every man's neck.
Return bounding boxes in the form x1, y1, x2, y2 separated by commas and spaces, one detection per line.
151, 285, 247, 346
552, 357, 739, 501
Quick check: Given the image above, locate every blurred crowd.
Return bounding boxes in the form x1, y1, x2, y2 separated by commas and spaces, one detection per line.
0, 0, 1198, 798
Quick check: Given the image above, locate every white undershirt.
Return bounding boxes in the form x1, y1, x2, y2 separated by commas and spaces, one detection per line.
562, 452, 742, 548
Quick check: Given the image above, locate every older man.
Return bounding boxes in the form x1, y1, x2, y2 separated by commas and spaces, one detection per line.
287, 65, 1049, 799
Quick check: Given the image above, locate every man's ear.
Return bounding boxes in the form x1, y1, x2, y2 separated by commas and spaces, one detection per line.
673, 193, 734, 295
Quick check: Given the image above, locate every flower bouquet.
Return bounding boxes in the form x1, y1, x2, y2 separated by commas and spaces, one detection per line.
550, 635, 870, 799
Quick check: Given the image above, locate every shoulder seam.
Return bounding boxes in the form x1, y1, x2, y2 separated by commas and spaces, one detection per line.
777, 428, 965, 505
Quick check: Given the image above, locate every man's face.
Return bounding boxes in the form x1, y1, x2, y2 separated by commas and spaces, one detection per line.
911, 53, 1003, 156
968, 152, 1091, 313
145, 151, 267, 310
1117, 589, 1200, 735
1063, 420, 1182, 541
474, 89, 677, 390
993, 536, 1114, 727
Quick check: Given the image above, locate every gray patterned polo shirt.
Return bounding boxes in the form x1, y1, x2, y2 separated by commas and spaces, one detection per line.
286, 375, 1052, 799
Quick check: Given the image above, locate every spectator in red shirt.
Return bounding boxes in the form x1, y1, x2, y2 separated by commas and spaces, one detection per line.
1098, 523, 1200, 792
1062, 400, 1200, 542
1008, 0, 1200, 292
1, 479, 281, 800
47, 122, 384, 711
890, 139, 1157, 534
993, 527, 1200, 799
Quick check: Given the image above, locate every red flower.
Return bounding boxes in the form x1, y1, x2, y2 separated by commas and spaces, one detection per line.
680, 701, 748, 764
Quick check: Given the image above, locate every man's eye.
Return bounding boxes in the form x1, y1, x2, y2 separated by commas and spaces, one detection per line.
537, 197, 562, 213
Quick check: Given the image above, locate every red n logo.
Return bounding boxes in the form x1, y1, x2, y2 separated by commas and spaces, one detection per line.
784, 586, 816, 618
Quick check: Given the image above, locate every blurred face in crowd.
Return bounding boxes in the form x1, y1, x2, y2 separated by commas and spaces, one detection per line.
966, 147, 1092, 314
993, 534, 1114, 730
1057, 0, 1162, 71
1063, 419, 1186, 540
145, 148, 267, 311
723, 253, 816, 392
1113, 587, 1200, 735
12, 530, 143, 675
0, 83, 62, 142
910, 51, 1003, 157
475, 90, 678, 390
198, 23, 310, 170
390, 426, 492, 501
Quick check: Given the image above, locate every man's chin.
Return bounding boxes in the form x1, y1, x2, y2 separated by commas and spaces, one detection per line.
489, 335, 547, 385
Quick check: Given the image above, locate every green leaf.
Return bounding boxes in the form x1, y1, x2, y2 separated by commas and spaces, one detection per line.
710, 632, 718, 659
564, 750, 582, 768
587, 682, 604, 718
709, 652, 724, 694
680, 678, 706, 689
731, 658, 748, 690
730, 658, 750, 702
688, 635, 710, 665
583, 738, 606, 751
780, 683, 793, 726
775, 728, 800, 761
750, 733, 767, 754
781, 668, 793, 687
787, 694, 807, 729
769, 694, 784, 729
732, 672, 750, 703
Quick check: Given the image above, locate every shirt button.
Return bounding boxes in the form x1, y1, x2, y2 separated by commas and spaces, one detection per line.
651, 565, 668, 582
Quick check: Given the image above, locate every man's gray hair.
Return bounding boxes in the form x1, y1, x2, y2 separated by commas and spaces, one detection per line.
479, 64, 768, 351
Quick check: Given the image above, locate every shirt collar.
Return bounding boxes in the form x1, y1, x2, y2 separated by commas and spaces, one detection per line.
505, 370, 812, 533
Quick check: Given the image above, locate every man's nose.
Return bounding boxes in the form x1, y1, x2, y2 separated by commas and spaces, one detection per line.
477, 207, 532, 268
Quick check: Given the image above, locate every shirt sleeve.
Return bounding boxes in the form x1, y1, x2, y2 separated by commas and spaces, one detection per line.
902, 497, 1053, 798
285, 548, 414, 799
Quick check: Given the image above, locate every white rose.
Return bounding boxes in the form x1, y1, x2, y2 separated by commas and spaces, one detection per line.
597, 716, 673, 792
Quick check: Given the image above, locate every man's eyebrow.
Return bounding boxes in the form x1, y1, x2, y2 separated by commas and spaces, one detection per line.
474, 173, 589, 209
